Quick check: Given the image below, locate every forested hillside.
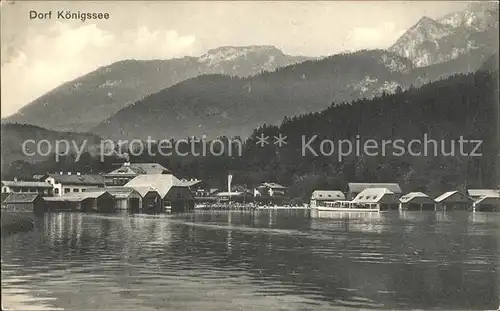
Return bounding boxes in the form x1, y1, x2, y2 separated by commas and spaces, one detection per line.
6, 70, 497, 200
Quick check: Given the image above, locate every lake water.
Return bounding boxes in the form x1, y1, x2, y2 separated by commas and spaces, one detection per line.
2, 210, 499, 310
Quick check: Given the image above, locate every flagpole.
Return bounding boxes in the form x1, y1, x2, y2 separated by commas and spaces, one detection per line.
228, 173, 232, 204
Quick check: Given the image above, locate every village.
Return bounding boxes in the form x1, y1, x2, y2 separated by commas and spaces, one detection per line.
1, 161, 499, 214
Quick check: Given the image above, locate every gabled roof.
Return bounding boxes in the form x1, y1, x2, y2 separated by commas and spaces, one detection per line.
352, 188, 395, 203
124, 174, 182, 198
47, 174, 104, 186
2, 180, 53, 188
106, 163, 170, 176
348, 183, 402, 193
64, 189, 109, 200
84, 186, 139, 199
311, 190, 346, 200
467, 189, 500, 198
44, 190, 110, 202
474, 196, 500, 206
400, 192, 433, 203
130, 186, 159, 197
2, 193, 40, 203
259, 182, 287, 189
434, 191, 473, 203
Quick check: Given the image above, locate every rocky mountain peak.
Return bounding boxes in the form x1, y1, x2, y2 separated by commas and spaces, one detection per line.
197, 45, 285, 66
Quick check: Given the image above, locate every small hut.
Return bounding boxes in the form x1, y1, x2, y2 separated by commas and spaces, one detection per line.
127, 186, 162, 213
44, 190, 115, 213
434, 191, 473, 211
94, 187, 142, 212
399, 192, 435, 211
473, 196, 500, 212
1, 193, 45, 213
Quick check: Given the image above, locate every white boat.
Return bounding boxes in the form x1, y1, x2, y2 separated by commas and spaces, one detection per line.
311, 200, 379, 212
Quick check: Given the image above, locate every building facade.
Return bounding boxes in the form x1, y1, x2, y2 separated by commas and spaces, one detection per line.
44, 173, 105, 196
104, 162, 171, 186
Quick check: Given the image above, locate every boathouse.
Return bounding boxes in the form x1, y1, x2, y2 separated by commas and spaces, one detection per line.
352, 188, 400, 211
44, 190, 115, 213
473, 196, 500, 212
125, 186, 162, 213
1, 193, 46, 213
101, 187, 143, 212
347, 183, 402, 200
104, 162, 171, 186
124, 174, 195, 213
310, 190, 346, 207
399, 192, 435, 211
434, 191, 473, 211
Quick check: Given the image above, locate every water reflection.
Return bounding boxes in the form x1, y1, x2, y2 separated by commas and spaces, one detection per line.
2, 211, 499, 311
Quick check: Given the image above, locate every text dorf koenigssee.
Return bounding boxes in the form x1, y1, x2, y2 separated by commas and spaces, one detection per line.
29, 11, 110, 22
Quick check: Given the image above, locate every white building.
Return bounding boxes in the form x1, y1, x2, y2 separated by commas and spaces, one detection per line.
44, 173, 105, 196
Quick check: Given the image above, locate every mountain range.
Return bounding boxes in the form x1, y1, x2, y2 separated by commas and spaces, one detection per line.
5, 46, 311, 132
3, 2, 499, 141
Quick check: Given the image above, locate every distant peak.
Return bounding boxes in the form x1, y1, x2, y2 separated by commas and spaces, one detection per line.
416, 16, 438, 25
203, 45, 282, 55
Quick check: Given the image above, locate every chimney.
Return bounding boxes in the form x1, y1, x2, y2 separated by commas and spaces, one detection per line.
13, 177, 18, 182
123, 162, 130, 167
67, 172, 72, 175
76, 172, 81, 176
59, 171, 63, 175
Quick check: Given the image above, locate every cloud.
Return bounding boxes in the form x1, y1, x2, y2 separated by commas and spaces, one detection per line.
1, 22, 196, 117
344, 22, 406, 51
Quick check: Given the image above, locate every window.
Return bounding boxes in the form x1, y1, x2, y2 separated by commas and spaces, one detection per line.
74, 189, 79, 192
55, 188, 59, 194
64, 188, 70, 194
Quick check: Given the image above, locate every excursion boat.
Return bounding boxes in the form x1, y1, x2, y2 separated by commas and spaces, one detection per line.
312, 200, 379, 212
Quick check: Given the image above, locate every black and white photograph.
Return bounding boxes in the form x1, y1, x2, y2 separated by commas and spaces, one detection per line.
1, 1, 499, 310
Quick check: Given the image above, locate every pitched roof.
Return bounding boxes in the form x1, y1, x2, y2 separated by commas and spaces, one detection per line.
434, 191, 473, 203
130, 186, 159, 197
467, 189, 500, 198
311, 190, 346, 200
106, 163, 170, 176
44, 190, 110, 202
400, 192, 433, 203
2, 180, 53, 188
124, 174, 182, 198
348, 183, 402, 193
47, 174, 104, 186
100, 187, 140, 199
2, 193, 40, 203
473, 196, 500, 206
259, 182, 287, 189
352, 188, 395, 203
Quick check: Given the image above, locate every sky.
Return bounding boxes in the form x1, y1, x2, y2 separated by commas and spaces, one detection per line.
1, 1, 470, 117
